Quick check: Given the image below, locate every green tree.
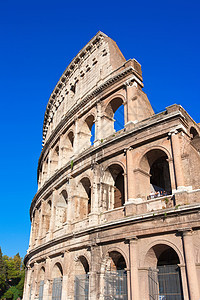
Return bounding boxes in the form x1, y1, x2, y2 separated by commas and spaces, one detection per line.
0, 249, 24, 300
0, 248, 6, 297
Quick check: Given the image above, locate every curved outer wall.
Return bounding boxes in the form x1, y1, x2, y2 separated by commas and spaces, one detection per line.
24, 32, 200, 300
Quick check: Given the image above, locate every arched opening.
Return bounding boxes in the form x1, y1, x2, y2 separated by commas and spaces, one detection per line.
43, 200, 51, 236
190, 126, 198, 139
105, 98, 124, 134
146, 244, 183, 300
140, 149, 172, 198
80, 177, 91, 216
74, 256, 89, 300
103, 164, 125, 210
42, 156, 48, 184
52, 263, 63, 300
104, 251, 127, 298
79, 115, 95, 151
38, 267, 45, 300
68, 131, 74, 147
51, 145, 59, 174
55, 190, 68, 230
157, 248, 183, 299
61, 131, 74, 166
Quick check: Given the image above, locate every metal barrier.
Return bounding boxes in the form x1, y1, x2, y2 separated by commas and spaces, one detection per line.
148, 265, 183, 300
39, 280, 44, 300
148, 268, 159, 300
104, 270, 127, 299
157, 265, 183, 300
74, 274, 89, 300
52, 277, 63, 300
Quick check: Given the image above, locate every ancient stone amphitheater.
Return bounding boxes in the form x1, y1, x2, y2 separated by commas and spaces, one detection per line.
24, 32, 200, 300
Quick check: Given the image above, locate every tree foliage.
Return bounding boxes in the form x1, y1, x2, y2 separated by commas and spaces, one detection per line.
0, 248, 24, 300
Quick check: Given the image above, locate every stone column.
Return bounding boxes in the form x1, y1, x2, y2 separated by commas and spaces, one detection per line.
89, 243, 100, 299
182, 229, 200, 300
126, 148, 136, 201
128, 237, 140, 300
49, 189, 56, 239
178, 264, 189, 300
167, 158, 176, 192
89, 163, 99, 225
61, 252, 68, 300
94, 102, 102, 145
37, 200, 44, 242
44, 257, 51, 300
58, 134, 65, 169
169, 130, 184, 189
28, 222, 34, 250
22, 266, 32, 300
47, 148, 52, 179
126, 268, 131, 300
66, 177, 73, 226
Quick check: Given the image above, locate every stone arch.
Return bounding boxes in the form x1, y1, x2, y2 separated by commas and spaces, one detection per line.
51, 262, 63, 300
52, 262, 63, 278
43, 199, 51, 235
74, 255, 90, 300
144, 240, 184, 268
41, 154, 49, 185
190, 126, 199, 139
102, 249, 128, 299
74, 176, 92, 220
37, 266, 45, 298
105, 246, 129, 271
61, 129, 74, 165
75, 255, 90, 275
68, 130, 74, 147
139, 147, 172, 198
55, 190, 68, 229
104, 96, 125, 134
102, 163, 125, 209
80, 177, 92, 216
144, 242, 184, 299
79, 114, 95, 150
51, 143, 59, 174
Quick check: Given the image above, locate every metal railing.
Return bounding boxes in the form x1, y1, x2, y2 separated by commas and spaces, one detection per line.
104, 270, 127, 300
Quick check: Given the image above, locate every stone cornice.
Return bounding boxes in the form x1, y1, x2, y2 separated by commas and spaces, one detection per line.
24, 203, 200, 266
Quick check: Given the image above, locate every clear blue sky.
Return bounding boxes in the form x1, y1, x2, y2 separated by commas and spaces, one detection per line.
0, 0, 199, 258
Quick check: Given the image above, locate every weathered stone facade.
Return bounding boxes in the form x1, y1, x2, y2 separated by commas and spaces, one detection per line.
23, 32, 200, 300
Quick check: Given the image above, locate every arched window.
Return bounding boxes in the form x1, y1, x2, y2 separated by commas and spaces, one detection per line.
55, 190, 68, 230
105, 98, 124, 135
103, 164, 125, 210
104, 251, 127, 299
157, 247, 183, 299
51, 145, 59, 174
43, 200, 51, 235
38, 267, 45, 300
147, 244, 183, 300
80, 177, 91, 216
74, 256, 89, 300
52, 263, 63, 300
190, 126, 198, 139
140, 149, 172, 198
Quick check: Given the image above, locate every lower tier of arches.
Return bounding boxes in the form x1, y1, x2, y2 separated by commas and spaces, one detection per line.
24, 225, 200, 300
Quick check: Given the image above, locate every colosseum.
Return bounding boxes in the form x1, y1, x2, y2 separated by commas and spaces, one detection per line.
23, 32, 200, 300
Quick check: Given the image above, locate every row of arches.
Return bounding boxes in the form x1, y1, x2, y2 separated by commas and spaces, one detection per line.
39, 98, 125, 187
32, 148, 173, 246
30, 244, 184, 300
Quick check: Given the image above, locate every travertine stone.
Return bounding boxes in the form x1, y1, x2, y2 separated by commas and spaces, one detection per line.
24, 32, 200, 300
